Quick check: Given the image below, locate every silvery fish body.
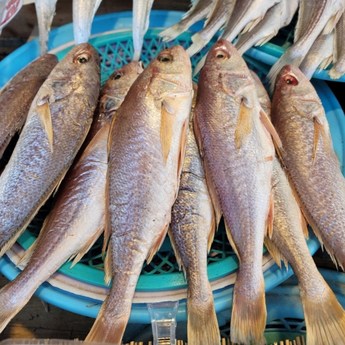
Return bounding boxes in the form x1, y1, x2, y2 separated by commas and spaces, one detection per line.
194, 40, 275, 345
271, 64, 345, 270
0, 43, 100, 258
85, 46, 193, 345
0, 54, 58, 161
0, 62, 141, 334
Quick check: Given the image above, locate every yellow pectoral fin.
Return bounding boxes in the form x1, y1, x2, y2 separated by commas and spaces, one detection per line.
37, 99, 54, 152
160, 100, 176, 164
266, 192, 274, 239
260, 109, 283, 150
312, 116, 334, 163
235, 99, 253, 149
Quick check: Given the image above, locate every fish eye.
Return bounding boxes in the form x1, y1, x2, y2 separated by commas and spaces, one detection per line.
215, 49, 230, 60
284, 75, 299, 86
73, 52, 91, 64
112, 72, 122, 80
158, 53, 173, 63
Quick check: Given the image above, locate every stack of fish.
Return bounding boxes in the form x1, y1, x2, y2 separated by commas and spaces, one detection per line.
159, 0, 345, 83
0, 34, 344, 345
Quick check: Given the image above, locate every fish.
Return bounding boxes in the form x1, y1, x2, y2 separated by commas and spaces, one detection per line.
159, 0, 214, 42
73, 0, 102, 44
236, 0, 299, 55
0, 43, 100, 259
193, 39, 278, 345
0, 61, 142, 334
187, 0, 236, 57
169, 93, 220, 345
271, 64, 345, 270
194, 0, 280, 75
329, 13, 345, 79
266, 158, 345, 345
85, 46, 193, 345
0, 54, 58, 161
300, 31, 334, 79
267, 0, 344, 88
34, 0, 58, 55
254, 72, 345, 345
132, 0, 155, 61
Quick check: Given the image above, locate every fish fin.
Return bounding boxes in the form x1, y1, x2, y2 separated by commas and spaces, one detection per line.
301, 213, 309, 239
85, 304, 127, 345
103, 173, 111, 257
266, 192, 274, 239
312, 116, 327, 163
323, 12, 343, 35
146, 223, 169, 264
242, 17, 263, 34
187, 286, 221, 345
17, 241, 37, 269
103, 242, 112, 285
168, 228, 183, 272
235, 98, 253, 149
193, 54, 207, 76
255, 33, 276, 47
301, 285, 345, 345
36, 97, 54, 152
69, 224, 104, 268
264, 237, 289, 269
260, 109, 283, 152
160, 100, 176, 164
319, 55, 333, 70
231, 272, 266, 345
224, 221, 240, 260
207, 212, 217, 253
177, 118, 189, 181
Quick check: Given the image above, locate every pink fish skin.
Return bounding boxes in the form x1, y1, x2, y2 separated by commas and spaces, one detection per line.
194, 39, 275, 345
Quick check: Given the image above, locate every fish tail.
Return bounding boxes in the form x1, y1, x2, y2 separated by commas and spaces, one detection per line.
301, 286, 345, 345
159, 24, 186, 42
0, 280, 31, 333
85, 302, 128, 345
230, 271, 267, 345
187, 33, 209, 57
187, 287, 220, 345
329, 63, 345, 80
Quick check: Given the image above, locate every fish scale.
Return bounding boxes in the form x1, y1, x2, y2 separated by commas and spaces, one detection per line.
271, 64, 345, 271
85, 45, 193, 345
0, 62, 141, 334
0, 43, 100, 259
194, 40, 275, 345
0, 54, 58, 161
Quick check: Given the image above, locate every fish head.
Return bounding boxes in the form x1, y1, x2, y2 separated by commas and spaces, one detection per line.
148, 45, 193, 99
62, 43, 101, 104
100, 61, 144, 114
200, 39, 253, 94
106, 61, 144, 91
203, 39, 248, 75
273, 65, 323, 119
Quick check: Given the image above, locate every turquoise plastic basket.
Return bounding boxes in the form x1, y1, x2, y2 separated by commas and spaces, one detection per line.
0, 11, 342, 323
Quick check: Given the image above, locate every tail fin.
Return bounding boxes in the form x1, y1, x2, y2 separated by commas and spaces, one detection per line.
187, 287, 220, 345
0, 280, 31, 333
301, 286, 345, 345
85, 302, 128, 345
230, 271, 267, 345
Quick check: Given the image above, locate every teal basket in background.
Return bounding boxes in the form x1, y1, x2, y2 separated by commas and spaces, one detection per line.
0, 11, 343, 324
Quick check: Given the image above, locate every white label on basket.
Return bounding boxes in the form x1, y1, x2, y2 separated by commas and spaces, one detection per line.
0, 0, 22, 31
